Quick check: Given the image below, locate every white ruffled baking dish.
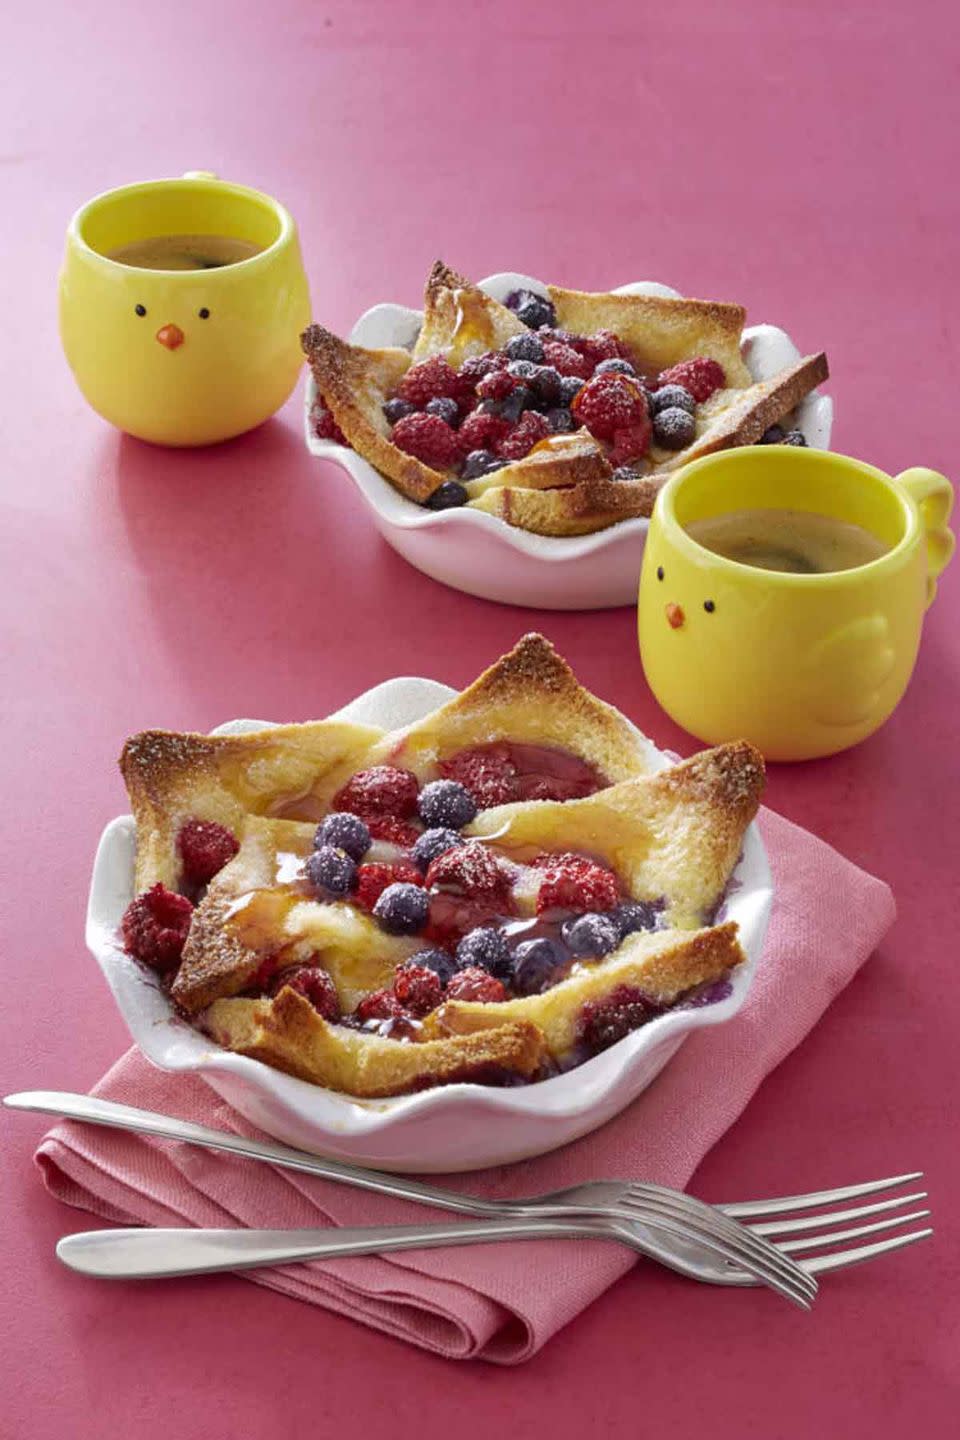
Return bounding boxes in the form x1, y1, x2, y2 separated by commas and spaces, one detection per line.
87, 675, 773, 1173
303, 273, 833, 610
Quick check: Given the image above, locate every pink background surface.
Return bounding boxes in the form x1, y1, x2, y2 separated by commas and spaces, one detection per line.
0, 0, 956, 1433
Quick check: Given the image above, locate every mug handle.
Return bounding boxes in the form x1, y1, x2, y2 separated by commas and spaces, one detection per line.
895, 467, 956, 607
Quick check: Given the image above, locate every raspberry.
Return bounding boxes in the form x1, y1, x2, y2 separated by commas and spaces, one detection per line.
365, 814, 421, 847
476, 368, 518, 402
608, 416, 652, 466
579, 985, 657, 1053
312, 399, 347, 444
445, 967, 507, 1004
533, 853, 620, 916
334, 766, 420, 820
497, 411, 550, 462
439, 744, 518, 807
656, 357, 725, 403
121, 884, 193, 973
355, 988, 408, 1024
423, 893, 501, 951
397, 355, 471, 409
353, 861, 423, 912
177, 819, 240, 885
542, 341, 591, 379
577, 329, 627, 369
457, 410, 511, 453
426, 841, 510, 901
391, 412, 462, 469
272, 964, 340, 1021
393, 960, 443, 1016
571, 372, 648, 442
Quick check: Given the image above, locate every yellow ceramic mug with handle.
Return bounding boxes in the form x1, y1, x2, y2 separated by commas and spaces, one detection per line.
59, 172, 311, 445
638, 446, 955, 761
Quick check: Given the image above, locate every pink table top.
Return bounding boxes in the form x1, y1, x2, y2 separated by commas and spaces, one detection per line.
1, 0, 956, 1432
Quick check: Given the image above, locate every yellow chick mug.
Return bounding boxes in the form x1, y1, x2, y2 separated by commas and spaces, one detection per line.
59, 172, 311, 445
638, 446, 955, 761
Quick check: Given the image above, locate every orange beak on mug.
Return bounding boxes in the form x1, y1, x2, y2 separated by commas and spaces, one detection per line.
155, 323, 185, 350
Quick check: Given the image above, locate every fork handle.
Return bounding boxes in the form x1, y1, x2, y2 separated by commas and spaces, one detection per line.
56, 1218, 602, 1279
5, 1091, 503, 1216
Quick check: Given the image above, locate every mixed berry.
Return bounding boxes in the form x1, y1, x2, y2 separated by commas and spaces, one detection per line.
119, 741, 705, 1067
311, 287, 733, 506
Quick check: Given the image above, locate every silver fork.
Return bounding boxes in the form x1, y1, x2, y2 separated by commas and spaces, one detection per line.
8, 1092, 928, 1294
7, 1091, 813, 1305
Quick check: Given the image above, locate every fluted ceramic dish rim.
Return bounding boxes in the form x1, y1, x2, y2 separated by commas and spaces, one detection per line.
87, 675, 773, 1167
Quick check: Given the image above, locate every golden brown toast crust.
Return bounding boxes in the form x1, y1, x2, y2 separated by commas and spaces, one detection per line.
302, 262, 829, 536
368, 632, 656, 785
120, 641, 763, 1098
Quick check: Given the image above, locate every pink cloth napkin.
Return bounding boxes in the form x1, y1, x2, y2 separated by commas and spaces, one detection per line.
36, 809, 895, 1363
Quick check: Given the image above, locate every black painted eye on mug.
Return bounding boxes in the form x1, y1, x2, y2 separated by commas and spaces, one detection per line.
704, 599, 716, 613
135, 304, 147, 317
198, 307, 210, 319
656, 566, 664, 581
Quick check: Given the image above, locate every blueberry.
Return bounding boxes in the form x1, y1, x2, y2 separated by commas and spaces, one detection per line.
557, 374, 585, 406
546, 407, 575, 434
760, 424, 784, 444
373, 882, 430, 934
425, 481, 468, 510
616, 900, 664, 937
562, 912, 621, 958
408, 947, 458, 985
652, 406, 696, 450
383, 397, 415, 425
418, 779, 477, 829
649, 384, 695, 416
425, 396, 460, 426
529, 365, 563, 408
505, 332, 545, 363
314, 812, 371, 861
506, 359, 540, 385
412, 827, 463, 871
594, 357, 636, 377
781, 429, 808, 446
462, 449, 504, 480
612, 465, 643, 482
504, 288, 556, 331
304, 845, 356, 897
499, 387, 532, 423
512, 937, 563, 995
455, 926, 512, 978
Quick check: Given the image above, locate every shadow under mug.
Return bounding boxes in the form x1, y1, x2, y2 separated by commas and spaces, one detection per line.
637, 446, 955, 761
59, 172, 311, 446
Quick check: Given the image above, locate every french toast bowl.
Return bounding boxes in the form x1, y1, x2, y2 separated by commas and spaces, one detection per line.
303, 269, 833, 610
87, 646, 774, 1172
